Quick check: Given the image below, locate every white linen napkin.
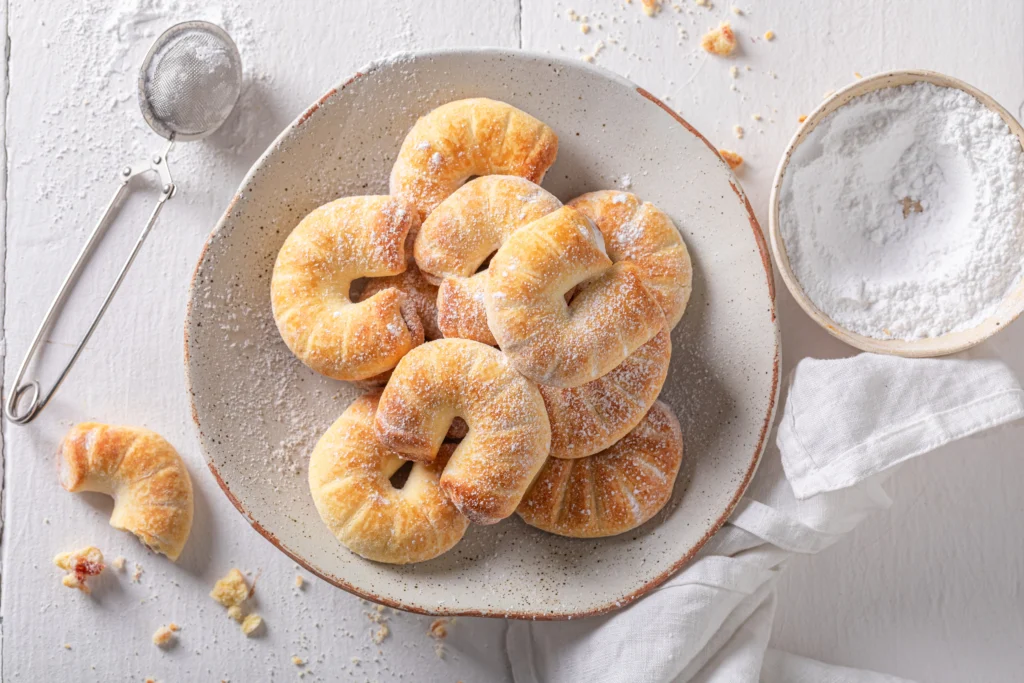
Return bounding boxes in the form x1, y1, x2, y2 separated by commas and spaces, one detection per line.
504, 353, 1024, 683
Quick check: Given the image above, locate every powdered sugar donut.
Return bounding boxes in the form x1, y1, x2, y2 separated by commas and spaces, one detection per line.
271, 196, 424, 382
541, 326, 671, 460
374, 338, 551, 524
308, 392, 469, 564
485, 206, 666, 388
569, 191, 693, 329
390, 99, 559, 221
518, 401, 684, 538
415, 175, 562, 345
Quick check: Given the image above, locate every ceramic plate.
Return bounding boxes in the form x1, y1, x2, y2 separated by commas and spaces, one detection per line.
185, 48, 779, 619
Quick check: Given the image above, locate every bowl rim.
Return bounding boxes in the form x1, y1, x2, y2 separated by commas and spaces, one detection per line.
768, 68, 1024, 357
183, 46, 780, 619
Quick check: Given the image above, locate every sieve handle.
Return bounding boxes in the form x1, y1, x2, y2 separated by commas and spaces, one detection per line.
5, 142, 176, 425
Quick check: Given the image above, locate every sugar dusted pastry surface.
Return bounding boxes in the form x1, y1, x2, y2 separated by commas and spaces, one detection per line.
416, 175, 562, 345
542, 326, 671, 459
569, 191, 693, 329
390, 98, 559, 221
271, 195, 424, 381
59, 423, 194, 561
518, 401, 685, 537
375, 338, 551, 524
309, 392, 469, 564
357, 263, 443, 342
485, 206, 665, 388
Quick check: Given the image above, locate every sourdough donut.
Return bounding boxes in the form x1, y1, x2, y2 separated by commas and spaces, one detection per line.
390, 98, 559, 221
518, 401, 684, 538
542, 326, 671, 460
272, 196, 424, 381
415, 176, 562, 345
485, 206, 665, 388
374, 338, 551, 524
569, 191, 693, 328
308, 392, 469, 564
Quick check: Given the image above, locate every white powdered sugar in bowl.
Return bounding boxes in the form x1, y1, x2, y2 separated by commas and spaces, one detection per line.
779, 81, 1024, 340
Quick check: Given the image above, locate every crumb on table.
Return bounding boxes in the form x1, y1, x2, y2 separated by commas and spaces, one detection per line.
429, 617, 450, 640
701, 22, 736, 56
112, 556, 125, 571
241, 614, 263, 636
291, 656, 305, 667
54, 546, 105, 594
152, 625, 177, 647
227, 605, 245, 623
798, 114, 808, 123
733, 124, 745, 139
719, 149, 744, 169
211, 568, 249, 608
295, 575, 304, 589
642, 0, 660, 16
373, 624, 390, 644
764, 29, 775, 41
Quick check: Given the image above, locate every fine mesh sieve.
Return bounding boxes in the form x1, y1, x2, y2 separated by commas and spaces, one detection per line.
5, 20, 244, 425
139, 21, 243, 141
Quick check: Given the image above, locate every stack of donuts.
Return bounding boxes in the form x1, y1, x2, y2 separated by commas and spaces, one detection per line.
271, 98, 693, 565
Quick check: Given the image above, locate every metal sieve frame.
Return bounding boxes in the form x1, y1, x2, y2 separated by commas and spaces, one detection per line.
137, 20, 243, 142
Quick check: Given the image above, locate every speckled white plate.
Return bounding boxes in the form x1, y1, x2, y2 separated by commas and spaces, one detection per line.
185, 48, 779, 619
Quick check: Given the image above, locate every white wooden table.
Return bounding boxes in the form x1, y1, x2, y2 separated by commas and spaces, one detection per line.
2, 1, 1023, 680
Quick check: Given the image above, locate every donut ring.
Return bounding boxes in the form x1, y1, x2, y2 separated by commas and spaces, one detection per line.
569, 191, 693, 328
308, 392, 469, 564
415, 176, 562, 345
390, 98, 559, 221
271, 196, 424, 381
541, 326, 671, 460
374, 338, 551, 525
485, 206, 666, 388
518, 401, 684, 538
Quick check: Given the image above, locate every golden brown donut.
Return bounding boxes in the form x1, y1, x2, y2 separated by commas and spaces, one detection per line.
485, 206, 665, 388
390, 98, 559, 221
569, 191, 693, 329
518, 401, 684, 538
59, 423, 194, 561
308, 392, 469, 564
542, 326, 671, 460
374, 338, 551, 524
271, 196, 424, 381
414, 175, 562, 345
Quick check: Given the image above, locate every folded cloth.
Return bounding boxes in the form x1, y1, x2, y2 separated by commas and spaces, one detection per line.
778, 353, 1024, 500
505, 353, 1024, 683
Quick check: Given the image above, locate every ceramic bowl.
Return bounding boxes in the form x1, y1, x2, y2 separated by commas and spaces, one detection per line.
769, 69, 1024, 357
185, 48, 779, 619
